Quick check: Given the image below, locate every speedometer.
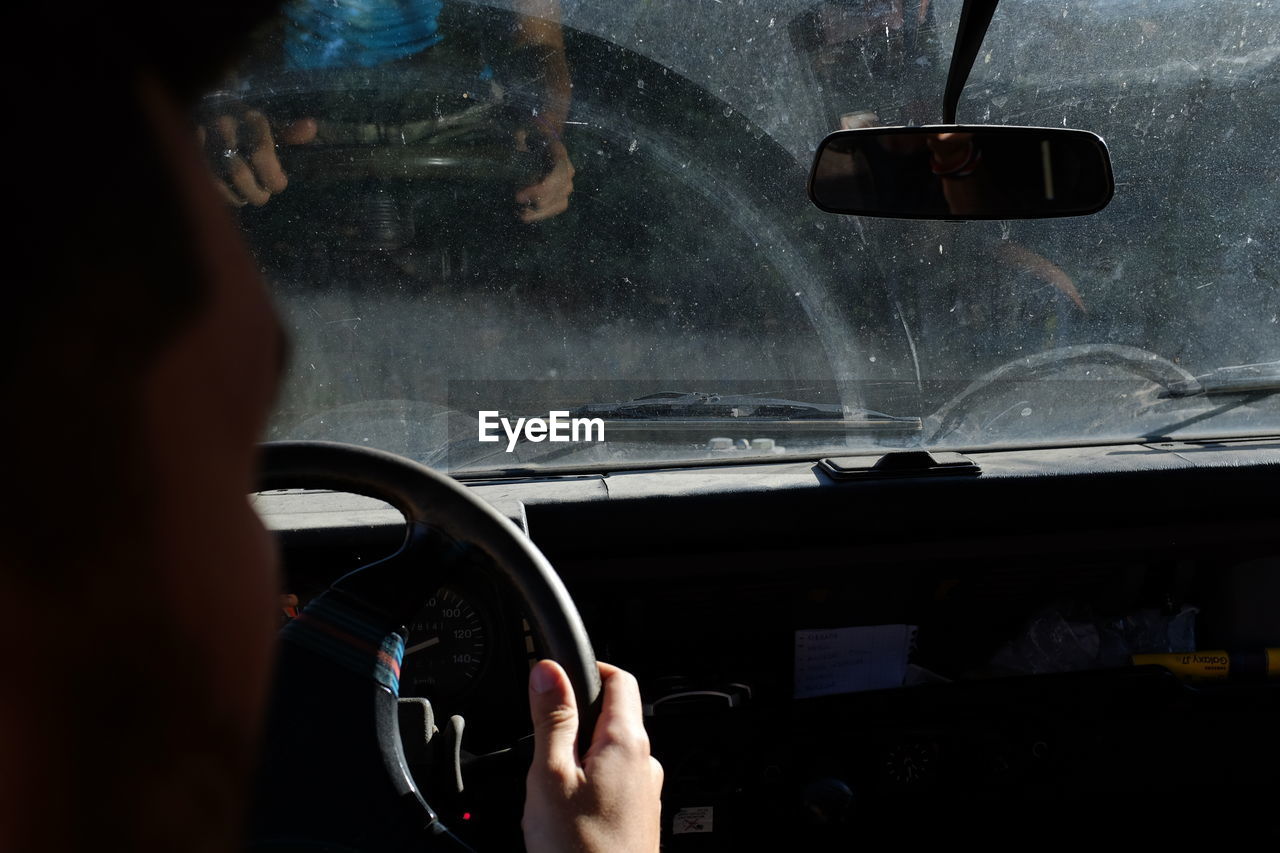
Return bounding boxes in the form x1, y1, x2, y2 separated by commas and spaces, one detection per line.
399, 586, 489, 702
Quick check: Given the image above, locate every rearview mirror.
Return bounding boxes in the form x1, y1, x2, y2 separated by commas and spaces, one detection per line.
808, 126, 1114, 220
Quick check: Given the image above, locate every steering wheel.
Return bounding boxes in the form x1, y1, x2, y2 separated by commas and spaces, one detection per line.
201, 67, 542, 186
246, 441, 601, 852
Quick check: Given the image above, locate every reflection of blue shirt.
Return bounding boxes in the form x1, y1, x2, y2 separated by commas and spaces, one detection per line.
284, 0, 445, 70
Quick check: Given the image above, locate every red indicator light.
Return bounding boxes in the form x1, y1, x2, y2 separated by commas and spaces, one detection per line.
462, 812, 472, 821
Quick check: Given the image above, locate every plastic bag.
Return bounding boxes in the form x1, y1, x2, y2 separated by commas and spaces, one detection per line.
989, 602, 1198, 676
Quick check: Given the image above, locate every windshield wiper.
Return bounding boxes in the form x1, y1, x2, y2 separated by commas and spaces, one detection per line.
568, 391, 921, 434
448, 391, 922, 474
1165, 361, 1280, 397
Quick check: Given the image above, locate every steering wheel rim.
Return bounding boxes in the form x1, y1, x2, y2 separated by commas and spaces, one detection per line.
248, 440, 601, 851
201, 66, 541, 185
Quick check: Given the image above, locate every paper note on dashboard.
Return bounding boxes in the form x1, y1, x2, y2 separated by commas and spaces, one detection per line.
793, 624, 917, 699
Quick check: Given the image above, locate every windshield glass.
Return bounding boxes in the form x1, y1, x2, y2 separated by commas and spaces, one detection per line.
205, 0, 1280, 472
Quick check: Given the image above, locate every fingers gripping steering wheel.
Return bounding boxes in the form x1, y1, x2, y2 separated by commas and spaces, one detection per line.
247, 441, 601, 851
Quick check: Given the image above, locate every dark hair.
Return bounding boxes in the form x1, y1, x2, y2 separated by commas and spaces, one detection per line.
0, 3, 281, 580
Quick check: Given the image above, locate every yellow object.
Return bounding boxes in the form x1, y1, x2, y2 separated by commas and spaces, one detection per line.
1132, 649, 1280, 682
1133, 651, 1231, 681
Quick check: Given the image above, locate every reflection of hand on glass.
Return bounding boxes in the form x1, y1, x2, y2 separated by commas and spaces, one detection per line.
513, 1, 575, 222
198, 113, 317, 207
514, 134, 576, 222
995, 242, 1087, 311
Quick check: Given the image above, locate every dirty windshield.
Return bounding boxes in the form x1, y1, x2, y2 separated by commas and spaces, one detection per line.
205, 0, 1280, 472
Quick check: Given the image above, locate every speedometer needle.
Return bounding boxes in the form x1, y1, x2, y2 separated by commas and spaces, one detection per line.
405, 637, 441, 655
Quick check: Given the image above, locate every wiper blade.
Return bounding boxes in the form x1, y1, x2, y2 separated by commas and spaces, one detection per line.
572, 391, 847, 419
1165, 361, 1280, 397
568, 391, 921, 434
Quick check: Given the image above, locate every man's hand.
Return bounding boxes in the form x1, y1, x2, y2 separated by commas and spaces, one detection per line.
522, 660, 663, 853
515, 135, 575, 223
198, 112, 317, 207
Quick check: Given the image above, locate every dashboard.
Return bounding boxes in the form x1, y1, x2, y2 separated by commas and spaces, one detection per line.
259, 437, 1280, 848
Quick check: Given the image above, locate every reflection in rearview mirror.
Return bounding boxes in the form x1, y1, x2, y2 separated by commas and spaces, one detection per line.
808, 126, 1114, 220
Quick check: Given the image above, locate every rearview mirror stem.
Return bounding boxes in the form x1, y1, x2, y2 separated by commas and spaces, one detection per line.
942, 0, 1000, 123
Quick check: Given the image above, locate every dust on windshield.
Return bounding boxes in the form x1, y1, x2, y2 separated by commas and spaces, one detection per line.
204, 0, 1280, 472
